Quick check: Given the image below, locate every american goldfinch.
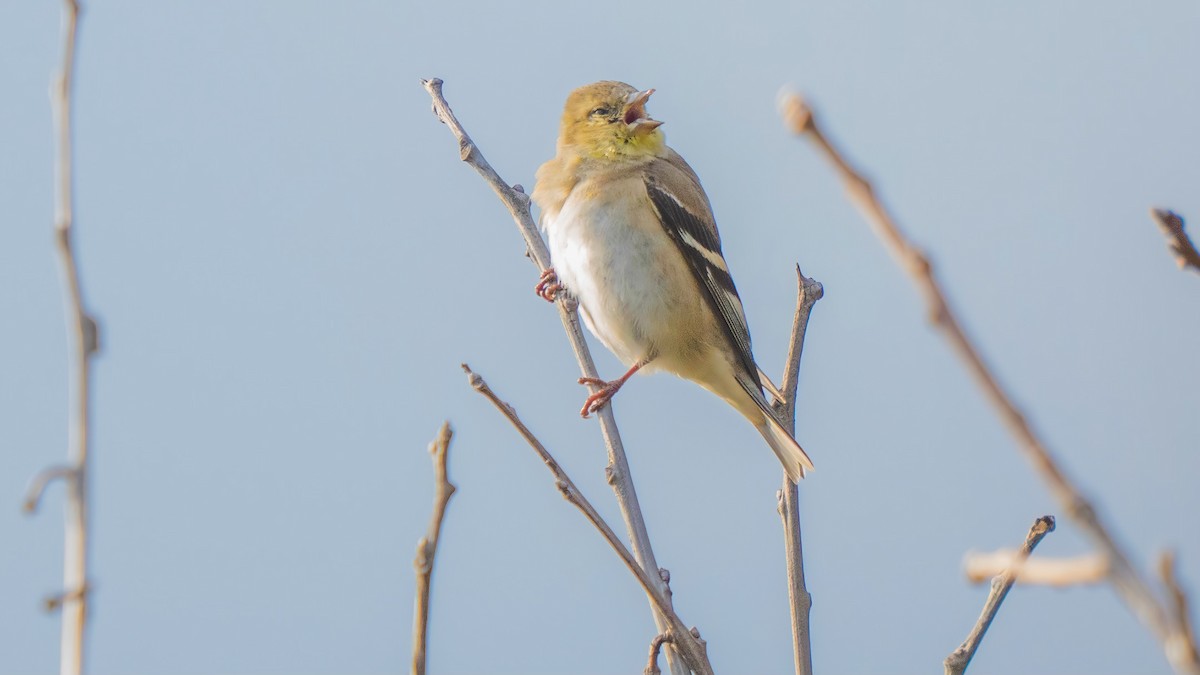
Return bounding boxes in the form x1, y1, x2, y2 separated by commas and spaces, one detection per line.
531, 81, 814, 481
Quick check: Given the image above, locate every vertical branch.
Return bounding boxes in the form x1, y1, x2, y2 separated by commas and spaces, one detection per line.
412, 422, 456, 675
56, 1, 93, 667
23, 2, 97, 674
944, 516, 1056, 675
772, 267, 823, 675
421, 78, 686, 675
775, 267, 825, 425
782, 92, 1200, 675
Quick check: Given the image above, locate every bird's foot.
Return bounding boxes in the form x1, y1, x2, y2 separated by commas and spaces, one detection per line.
535, 268, 562, 302
576, 360, 648, 418
577, 376, 626, 418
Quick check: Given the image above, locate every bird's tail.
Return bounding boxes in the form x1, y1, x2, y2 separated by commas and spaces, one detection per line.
710, 366, 814, 482
755, 414, 814, 482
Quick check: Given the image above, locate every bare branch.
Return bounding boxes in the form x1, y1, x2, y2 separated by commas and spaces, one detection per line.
783, 92, 1200, 675
422, 77, 686, 675
965, 552, 1108, 586
412, 422, 456, 675
772, 266, 823, 675
25, 2, 96, 674
1160, 551, 1200, 668
944, 516, 1056, 675
1151, 209, 1200, 275
964, 550, 1104, 586
644, 634, 673, 675
462, 364, 713, 675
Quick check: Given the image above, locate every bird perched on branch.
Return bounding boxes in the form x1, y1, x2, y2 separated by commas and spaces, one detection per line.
532, 81, 814, 481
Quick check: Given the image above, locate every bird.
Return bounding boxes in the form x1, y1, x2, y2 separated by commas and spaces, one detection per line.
531, 81, 814, 482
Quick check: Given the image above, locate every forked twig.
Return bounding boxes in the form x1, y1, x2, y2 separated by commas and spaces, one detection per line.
782, 92, 1200, 675
422, 77, 686, 675
411, 422, 456, 675
772, 266, 823, 675
462, 364, 713, 675
944, 516, 1056, 675
1151, 209, 1200, 275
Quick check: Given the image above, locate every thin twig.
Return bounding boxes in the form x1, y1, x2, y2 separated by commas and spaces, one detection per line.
771, 266, 823, 675
462, 364, 713, 675
44, 583, 90, 613
964, 551, 1108, 586
775, 267, 825, 426
412, 422, 456, 675
1160, 551, 1200, 668
644, 633, 673, 675
22, 465, 78, 514
26, 2, 95, 675
1151, 209, 1200, 275
944, 516, 1056, 675
783, 93, 1200, 675
422, 77, 686, 675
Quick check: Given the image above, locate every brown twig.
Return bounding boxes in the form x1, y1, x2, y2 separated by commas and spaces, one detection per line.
24, 2, 95, 674
44, 583, 90, 613
23, 466, 78, 514
964, 552, 1108, 586
411, 422, 456, 675
644, 633, 673, 675
945, 516, 1056, 675
422, 77, 686, 675
462, 364, 713, 675
772, 266, 823, 675
1160, 551, 1200, 668
1151, 209, 1200, 275
783, 92, 1200, 675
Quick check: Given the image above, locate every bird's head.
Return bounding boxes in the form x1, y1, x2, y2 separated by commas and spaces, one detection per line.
557, 81, 665, 161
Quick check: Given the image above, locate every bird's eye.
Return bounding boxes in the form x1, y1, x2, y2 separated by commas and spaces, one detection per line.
589, 107, 612, 118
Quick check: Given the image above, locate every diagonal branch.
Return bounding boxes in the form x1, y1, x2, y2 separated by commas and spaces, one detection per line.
1159, 551, 1200, 669
772, 266, 823, 675
462, 364, 713, 675
1150, 209, 1200, 275
782, 92, 1200, 675
411, 422, 456, 675
422, 77, 687, 675
944, 516, 1056, 675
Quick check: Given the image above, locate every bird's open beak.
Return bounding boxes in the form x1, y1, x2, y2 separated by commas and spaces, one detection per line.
624, 89, 664, 132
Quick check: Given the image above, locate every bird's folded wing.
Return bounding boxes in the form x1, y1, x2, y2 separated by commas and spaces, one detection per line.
644, 167, 760, 385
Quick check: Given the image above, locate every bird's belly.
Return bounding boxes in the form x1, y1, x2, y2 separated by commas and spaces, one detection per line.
547, 189, 711, 369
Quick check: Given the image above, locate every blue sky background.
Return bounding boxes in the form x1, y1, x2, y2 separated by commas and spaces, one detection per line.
2, 2, 1198, 674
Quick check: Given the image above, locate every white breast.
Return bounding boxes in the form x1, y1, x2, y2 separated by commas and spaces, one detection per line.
544, 175, 709, 371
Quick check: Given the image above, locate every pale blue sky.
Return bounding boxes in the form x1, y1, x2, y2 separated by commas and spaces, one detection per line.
2, 2, 1198, 674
